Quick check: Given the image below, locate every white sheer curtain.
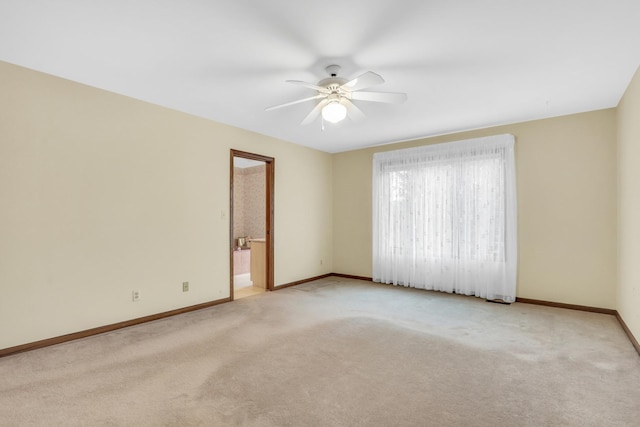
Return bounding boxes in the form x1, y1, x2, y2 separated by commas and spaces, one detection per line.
372, 134, 517, 302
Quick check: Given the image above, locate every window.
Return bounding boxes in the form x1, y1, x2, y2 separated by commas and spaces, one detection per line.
372, 134, 517, 302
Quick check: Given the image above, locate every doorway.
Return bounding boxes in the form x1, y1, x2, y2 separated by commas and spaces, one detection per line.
230, 150, 274, 300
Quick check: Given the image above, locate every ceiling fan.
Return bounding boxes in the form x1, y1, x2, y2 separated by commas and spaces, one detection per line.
266, 65, 407, 126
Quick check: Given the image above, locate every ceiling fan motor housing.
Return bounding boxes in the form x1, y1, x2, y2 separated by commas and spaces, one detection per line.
318, 78, 348, 91
319, 65, 348, 94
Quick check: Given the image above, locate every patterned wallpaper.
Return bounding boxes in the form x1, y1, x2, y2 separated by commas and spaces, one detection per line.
233, 165, 266, 244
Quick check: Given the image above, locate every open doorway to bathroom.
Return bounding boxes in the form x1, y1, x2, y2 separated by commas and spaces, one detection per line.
230, 150, 274, 300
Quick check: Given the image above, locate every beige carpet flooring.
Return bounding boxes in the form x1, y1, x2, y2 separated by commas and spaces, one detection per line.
1, 277, 639, 426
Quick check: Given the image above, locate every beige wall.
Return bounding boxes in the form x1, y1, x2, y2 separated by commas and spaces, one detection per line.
0, 61, 333, 349
1, 57, 630, 351
333, 110, 618, 309
617, 66, 640, 341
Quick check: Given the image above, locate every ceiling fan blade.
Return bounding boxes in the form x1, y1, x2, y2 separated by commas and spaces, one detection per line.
300, 99, 329, 126
340, 71, 384, 92
265, 94, 326, 111
343, 99, 366, 122
350, 91, 408, 104
286, 80, 330, 93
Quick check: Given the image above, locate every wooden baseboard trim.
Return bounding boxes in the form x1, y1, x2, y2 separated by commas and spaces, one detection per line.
330, 273, 373, 282
273, 273, 333, 290
0, 297, 231, 358
615, 312, 640, 357
6, 276, 637, 360
515, 297, 617, 316
2, 272, 335, 358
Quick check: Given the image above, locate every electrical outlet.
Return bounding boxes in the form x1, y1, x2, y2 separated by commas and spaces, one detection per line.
132, 290, 141, 302
182, 281, 189, 292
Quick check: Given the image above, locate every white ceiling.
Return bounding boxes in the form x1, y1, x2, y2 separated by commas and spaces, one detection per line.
234, 157, 264, 169
1, 0, 639, 153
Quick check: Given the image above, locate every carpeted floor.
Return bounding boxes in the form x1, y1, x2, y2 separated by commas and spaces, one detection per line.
1, 277, 639, 426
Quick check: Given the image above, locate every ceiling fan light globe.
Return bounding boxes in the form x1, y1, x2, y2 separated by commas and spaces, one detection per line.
322, 102, 347, 123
